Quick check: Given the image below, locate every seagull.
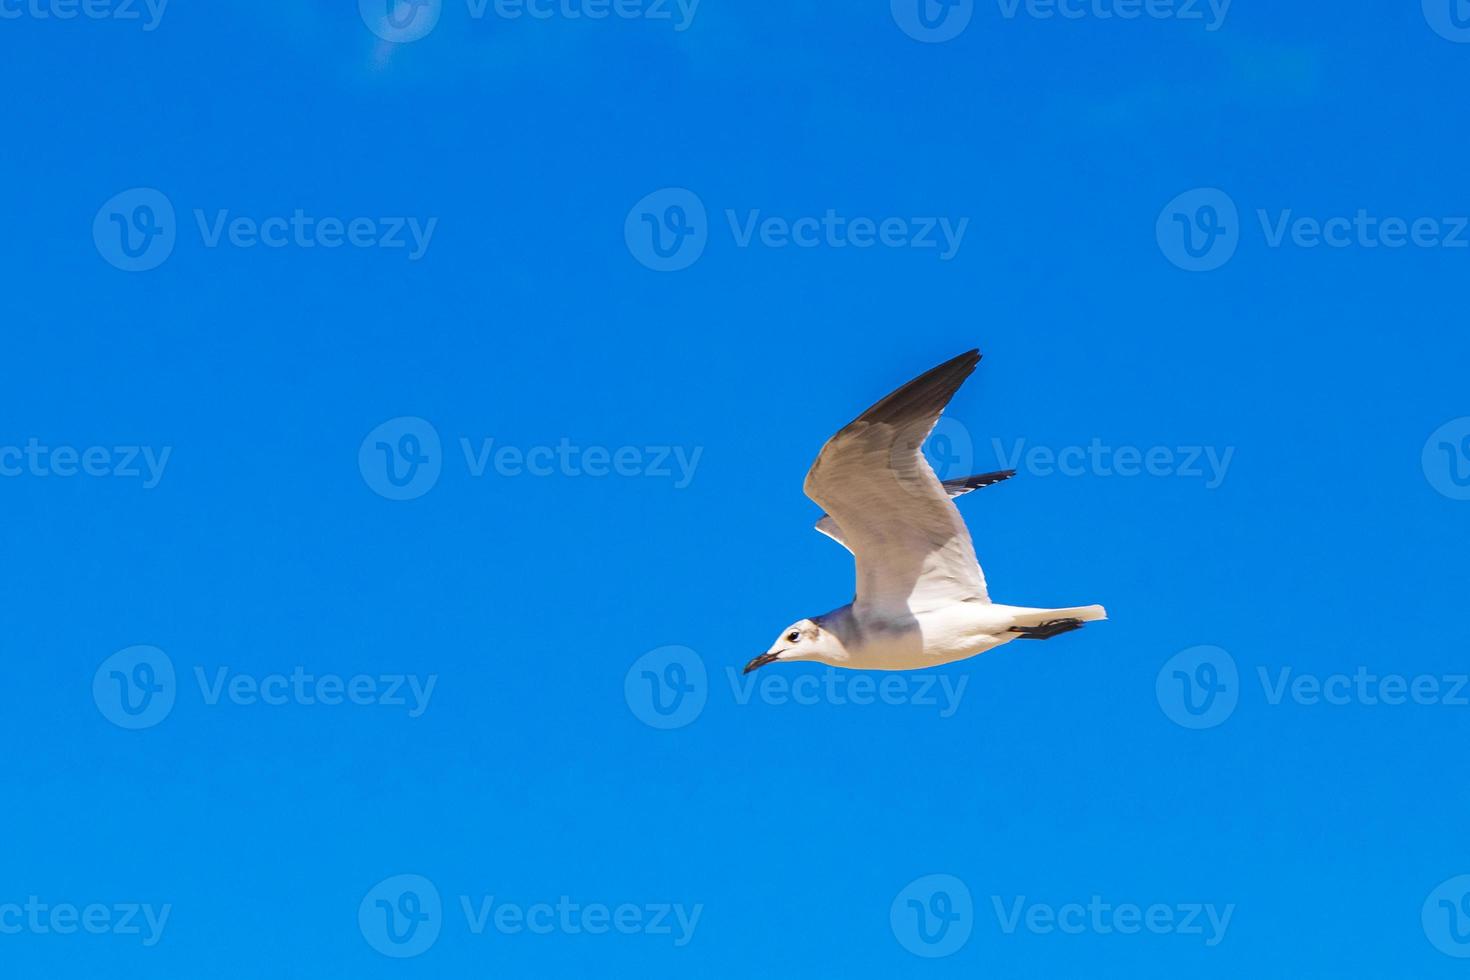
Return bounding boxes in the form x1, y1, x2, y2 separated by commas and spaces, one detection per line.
744, 350, 1106, 674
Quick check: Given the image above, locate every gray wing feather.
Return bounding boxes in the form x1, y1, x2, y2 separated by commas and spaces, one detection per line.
803, 350, 992, 609
813, 469, 1014, 550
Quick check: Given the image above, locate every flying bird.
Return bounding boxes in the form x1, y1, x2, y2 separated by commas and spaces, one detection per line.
745, 350, 1106, 674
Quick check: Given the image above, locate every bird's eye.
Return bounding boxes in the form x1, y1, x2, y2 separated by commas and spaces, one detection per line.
787, 630, 801, 643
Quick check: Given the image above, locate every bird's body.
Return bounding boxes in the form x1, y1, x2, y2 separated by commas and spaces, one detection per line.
811, 601, 1108, 672
745, 349, 1106, 675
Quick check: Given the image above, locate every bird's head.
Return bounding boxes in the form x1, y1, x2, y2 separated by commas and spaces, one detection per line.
744, 618, 842, 673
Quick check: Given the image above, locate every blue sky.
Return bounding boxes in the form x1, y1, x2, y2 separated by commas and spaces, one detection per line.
3, 1, 1470, 976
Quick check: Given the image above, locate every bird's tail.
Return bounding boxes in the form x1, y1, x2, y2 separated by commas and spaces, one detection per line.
1007, 604, 1108, 627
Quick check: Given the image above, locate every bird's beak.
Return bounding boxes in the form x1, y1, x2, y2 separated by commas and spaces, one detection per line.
743, 650, 782, 674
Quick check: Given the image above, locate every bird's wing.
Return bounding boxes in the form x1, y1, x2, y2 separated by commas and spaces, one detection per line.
803, 350, 991, 611
813, 469, 1015, 552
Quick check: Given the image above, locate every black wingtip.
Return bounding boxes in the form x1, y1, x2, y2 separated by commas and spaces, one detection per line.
940, 468, 1017, 497
845, 348, 986, 432
951, 348, 982, 375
